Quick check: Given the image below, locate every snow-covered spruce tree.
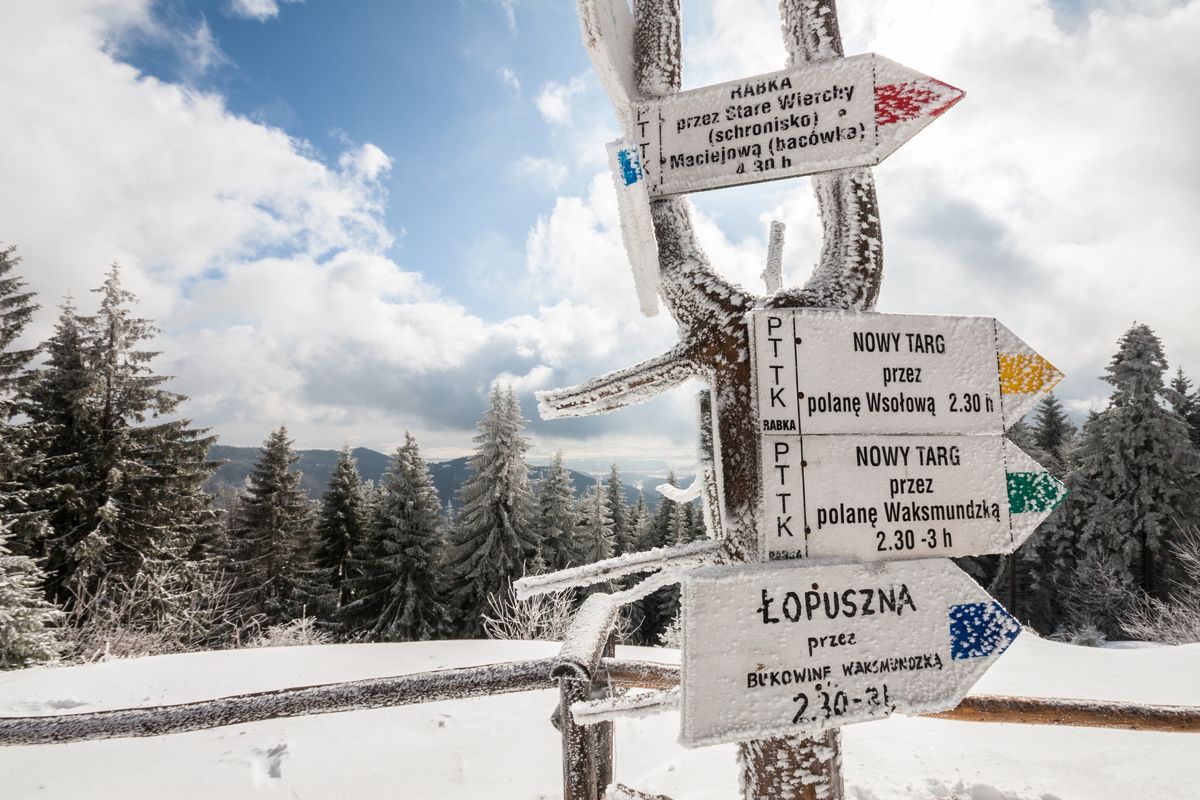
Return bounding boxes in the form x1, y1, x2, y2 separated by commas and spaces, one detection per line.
958, 419, 1050, 619
1031, 392, 1076, 474
0, 520, 61, 669
638, 473, 682, 644
0, 245, 45, 557
622, 490, 652, 643
534, 451, 576, 572
226, 426, 314, 625
574, 479, 615, 566
443, 386, 538, 637
22, 267, 219, 609
1168, 368, 1200, 449
1071, 325, 1200, 600
605, 465, 633, 556
629, 490, 651, 553
312, 445, 368, 615
342, 433, 450, 642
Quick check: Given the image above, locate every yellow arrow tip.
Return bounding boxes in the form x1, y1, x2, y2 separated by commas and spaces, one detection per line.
998, 353, 1061, 396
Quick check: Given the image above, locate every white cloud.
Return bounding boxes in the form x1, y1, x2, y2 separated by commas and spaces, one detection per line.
499, 66, 521, 94
513, 155, 568, 189
535, 75, 588, 125
495, 0, 518, 33
225, 0, 301, 23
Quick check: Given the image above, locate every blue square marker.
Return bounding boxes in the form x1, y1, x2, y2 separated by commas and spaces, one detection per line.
949, 601, 1021, 660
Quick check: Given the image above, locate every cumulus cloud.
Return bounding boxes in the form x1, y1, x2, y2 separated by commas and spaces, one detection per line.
535, 75, 588, 125
499, 66, 521, 94
225, 0, 301, 23
513, 155, 568, 190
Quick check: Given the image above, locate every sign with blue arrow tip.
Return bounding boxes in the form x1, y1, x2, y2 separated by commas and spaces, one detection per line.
680, 558, 1020, 747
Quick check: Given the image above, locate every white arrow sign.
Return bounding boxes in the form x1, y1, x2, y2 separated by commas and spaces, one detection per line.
630, 53, 962, 196
761, 434, 1066, 562
681, 559, 1020, 747
751, 309, 1062, 436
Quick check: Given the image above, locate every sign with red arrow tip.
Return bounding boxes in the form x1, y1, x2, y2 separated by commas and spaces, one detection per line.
631, 53, 963, 196
681, 559, 1020, 747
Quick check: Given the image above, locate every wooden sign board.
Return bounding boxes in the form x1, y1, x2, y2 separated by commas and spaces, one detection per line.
631, 53, 963, 196
761, 433, 1066, 561
681, 559, 1020, 747
750, 309, 1062, 436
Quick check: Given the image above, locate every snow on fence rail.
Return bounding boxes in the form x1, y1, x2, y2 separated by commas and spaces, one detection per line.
3, 656, 1199, 747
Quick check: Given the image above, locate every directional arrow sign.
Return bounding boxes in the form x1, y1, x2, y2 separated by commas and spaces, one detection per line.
681, 559, 1020, 747
631, 53, 963, 196
761, 434, 1066, 561
751, 309, 1062, 435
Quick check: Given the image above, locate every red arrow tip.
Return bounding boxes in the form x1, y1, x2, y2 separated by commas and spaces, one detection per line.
875, 78, 965, 126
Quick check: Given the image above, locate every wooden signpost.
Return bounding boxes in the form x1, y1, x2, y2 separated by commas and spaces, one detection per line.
751, 310, 1062, 436
630, 54, 963, 196
527, 1, 1063, 798
681, 559, 1020, 746
750, 309, 1066, 561
762, 433, 1065, 561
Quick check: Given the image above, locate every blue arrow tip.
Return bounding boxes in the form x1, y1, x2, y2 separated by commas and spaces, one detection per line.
949, 601, 1022, 660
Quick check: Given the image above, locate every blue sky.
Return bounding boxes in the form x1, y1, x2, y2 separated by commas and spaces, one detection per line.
1, 0, 1198, 469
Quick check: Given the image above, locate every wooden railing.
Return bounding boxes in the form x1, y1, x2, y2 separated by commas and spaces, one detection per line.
3, 599, 1199, 800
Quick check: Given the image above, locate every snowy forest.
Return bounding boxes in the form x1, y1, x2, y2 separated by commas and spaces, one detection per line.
2, 244, 1199, 670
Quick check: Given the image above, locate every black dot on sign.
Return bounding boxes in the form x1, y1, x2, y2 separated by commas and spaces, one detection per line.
811, 583, 819, 590
801, 460, 808, 467
795, 337, 803, 345
805, 527, 812, 534
798, 391, 805, 399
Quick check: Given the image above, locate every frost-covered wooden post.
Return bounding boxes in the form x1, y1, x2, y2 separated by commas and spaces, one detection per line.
537, 0, 951, 796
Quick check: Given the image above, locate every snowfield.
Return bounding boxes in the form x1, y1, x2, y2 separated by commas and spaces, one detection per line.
0, 635, 1197, 799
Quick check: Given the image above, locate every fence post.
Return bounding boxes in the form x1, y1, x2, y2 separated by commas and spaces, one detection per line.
558, 675, 596, 800
593, 634, 617, 797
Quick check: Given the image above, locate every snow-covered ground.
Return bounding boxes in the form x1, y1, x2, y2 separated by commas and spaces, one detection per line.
0, 635, 1197, 799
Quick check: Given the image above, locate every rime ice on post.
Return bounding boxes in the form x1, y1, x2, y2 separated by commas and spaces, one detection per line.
537, 0, 970, 797
607, 139, 660, 316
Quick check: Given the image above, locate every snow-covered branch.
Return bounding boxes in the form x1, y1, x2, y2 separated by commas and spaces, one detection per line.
513, 539, 724, 600
536, 345, 699, 419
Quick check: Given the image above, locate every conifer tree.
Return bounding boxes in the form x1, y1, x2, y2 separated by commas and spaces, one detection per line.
313, 445, 367, 613
606, 465, 633, 556
443, 386, 538, 636
226, 427, 314, 624
1168, 368, 1200, 449
22, 267, 218, 607
343, 433, 449, 641
574, 479, 615, 565
1064, 325, 1200, 602
630, 490, 651, 552
534, 452, 576, 572
639, 474, 682, 643
1031, 393, 1075, 473
0, 520, 61, 669
0, 246, 44, 555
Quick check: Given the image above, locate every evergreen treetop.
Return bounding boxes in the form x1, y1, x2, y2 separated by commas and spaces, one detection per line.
313, 445, 367, 611
534, 451, 576, 572
443, 385, 538, 635
343, 432, 449, 641
227, 426, 314, 624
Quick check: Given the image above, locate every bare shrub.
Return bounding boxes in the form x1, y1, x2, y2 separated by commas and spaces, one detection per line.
1058, 548, 1140, 641
657, 612, 682, 648
60, 568, 259, 662
247, 615, 334, 648
1121, 526, 1200, 645
481, 584, 636, 644
482, 586, 577, 641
